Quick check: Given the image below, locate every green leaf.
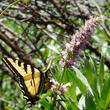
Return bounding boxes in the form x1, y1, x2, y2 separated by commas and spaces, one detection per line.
39, 99, 51, 110
99, 77, 110, 109
72, 67, 91, 94
66, 101, 79, 110
99, 58, 104, 80
61, 95, 79, 110
21, 0, 31, 5
81, 57, 99, 103
84, 91, 96, 110
98, 57, 104, 95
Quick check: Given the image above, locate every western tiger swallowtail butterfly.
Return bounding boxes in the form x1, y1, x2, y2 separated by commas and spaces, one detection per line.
3, 57, 51, 105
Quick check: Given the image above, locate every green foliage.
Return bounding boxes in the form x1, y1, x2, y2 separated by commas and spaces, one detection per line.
84, 91, 96, 110
80, 57, 110, 109
21, 0, 31, 5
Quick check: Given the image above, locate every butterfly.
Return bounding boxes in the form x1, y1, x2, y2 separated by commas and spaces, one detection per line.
3, 57, 51, 105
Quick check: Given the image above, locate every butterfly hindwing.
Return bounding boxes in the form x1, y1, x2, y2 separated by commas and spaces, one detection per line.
3, 58, 41, 104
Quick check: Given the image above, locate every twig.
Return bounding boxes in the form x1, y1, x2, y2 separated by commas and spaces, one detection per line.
0, 0, 20, 16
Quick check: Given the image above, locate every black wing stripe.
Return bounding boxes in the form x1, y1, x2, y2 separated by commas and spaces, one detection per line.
30, 80, 33, 86
30, 65, 37, 93
24, 63, 27, 73
3, 58, 16, 77
31, 65, 34, 75
18, 60, 21, 66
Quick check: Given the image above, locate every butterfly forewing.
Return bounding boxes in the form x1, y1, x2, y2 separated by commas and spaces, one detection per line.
24, 65, 40, 96
3, 58, 41, 101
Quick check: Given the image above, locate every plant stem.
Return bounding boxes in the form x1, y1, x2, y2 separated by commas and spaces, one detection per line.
0, 0, 20, 17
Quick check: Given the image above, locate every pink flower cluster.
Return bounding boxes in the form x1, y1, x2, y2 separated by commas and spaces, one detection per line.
60, 17, 101, 67
50, 78, 71, 95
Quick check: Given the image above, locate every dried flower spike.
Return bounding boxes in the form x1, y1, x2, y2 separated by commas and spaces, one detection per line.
50, 78, 71, 95
60, 16, 101, 67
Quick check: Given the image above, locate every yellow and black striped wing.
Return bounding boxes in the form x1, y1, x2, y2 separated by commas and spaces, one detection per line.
3, 58, 41, 104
